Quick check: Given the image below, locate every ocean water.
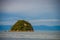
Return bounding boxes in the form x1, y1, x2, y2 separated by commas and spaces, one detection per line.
0, 32, 60, 39
0, 25, 60, 31
0, 38, 60, 40
0, 25, 60, 40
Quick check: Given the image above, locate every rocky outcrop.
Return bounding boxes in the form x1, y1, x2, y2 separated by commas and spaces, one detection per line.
10, 20, 34, 32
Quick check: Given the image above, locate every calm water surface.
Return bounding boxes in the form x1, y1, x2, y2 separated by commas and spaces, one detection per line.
0, 32, 60, 40
0, 38, 60, 40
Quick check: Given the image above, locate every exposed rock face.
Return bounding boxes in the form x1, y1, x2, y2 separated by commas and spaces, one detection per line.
10, 20, 34, 32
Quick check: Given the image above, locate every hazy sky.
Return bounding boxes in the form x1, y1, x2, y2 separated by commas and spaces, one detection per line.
0, 0, 60, 26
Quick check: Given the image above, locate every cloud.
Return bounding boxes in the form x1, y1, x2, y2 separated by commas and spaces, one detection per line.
0, 20, 16, 25
28, 19, 60, 26
2, 0, 58, 13
1, 0, 59, 19
1, 0, 60, 26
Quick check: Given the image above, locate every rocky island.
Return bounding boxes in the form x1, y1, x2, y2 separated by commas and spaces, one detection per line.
10, 20, 34, 32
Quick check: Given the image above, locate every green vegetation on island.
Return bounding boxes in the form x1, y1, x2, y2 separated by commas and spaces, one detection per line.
10, 20, 34, 32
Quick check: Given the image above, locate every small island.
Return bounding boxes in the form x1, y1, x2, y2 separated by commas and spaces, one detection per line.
10, 20, 34, 32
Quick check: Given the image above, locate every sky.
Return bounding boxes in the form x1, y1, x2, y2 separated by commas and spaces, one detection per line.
0, 0, 60, 26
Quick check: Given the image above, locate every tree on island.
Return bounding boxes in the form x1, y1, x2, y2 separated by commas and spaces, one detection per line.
10, 20, 34, 32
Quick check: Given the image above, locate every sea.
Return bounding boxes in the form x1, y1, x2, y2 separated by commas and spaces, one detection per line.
0, 25, 60, 40
0, 32, 60, 40
0, 38, 60, 40
0, 25, 60, 31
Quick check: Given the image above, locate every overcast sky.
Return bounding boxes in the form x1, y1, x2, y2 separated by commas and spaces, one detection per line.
0, 0, 60, 26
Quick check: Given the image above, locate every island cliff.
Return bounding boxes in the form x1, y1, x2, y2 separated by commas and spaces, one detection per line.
10, 20, 34, 32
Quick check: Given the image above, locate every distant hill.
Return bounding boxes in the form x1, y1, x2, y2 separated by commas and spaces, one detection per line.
10, 20, 34, 32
